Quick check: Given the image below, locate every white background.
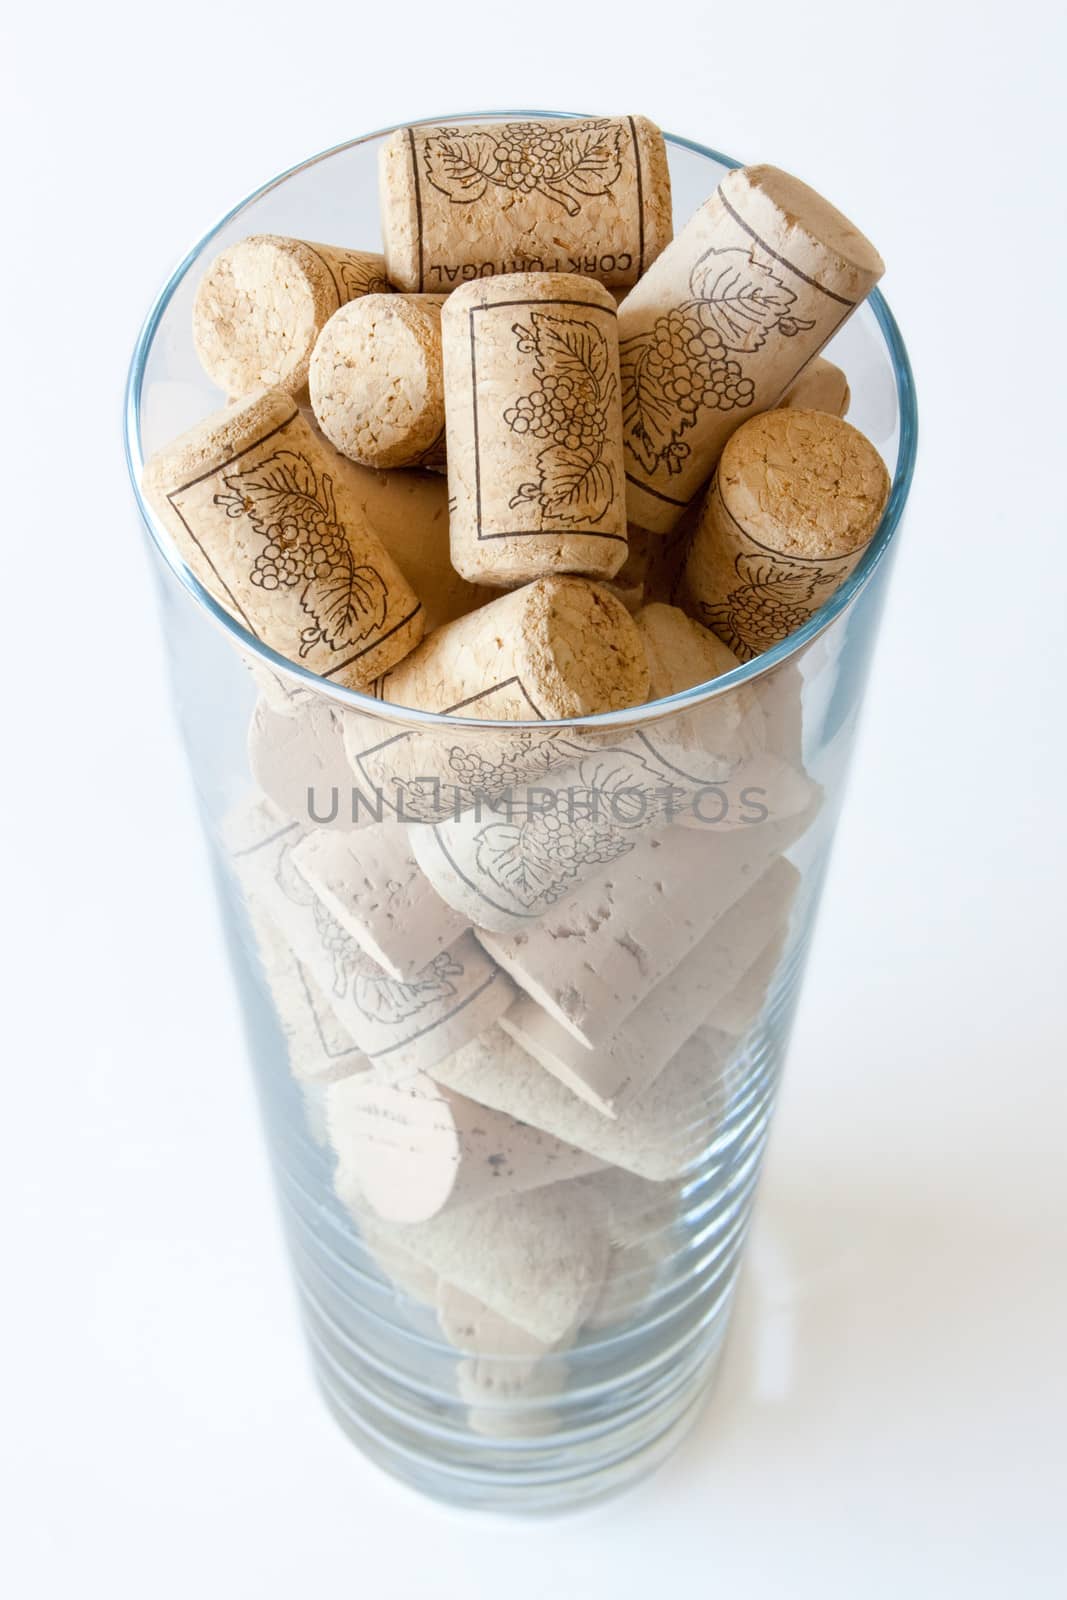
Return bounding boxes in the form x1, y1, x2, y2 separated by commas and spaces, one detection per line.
3, 2, 1065, 1594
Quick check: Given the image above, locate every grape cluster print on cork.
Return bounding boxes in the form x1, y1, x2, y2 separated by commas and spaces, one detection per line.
139, 113, 902, 1471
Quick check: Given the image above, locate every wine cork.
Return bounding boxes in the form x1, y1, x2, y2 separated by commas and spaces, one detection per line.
290, 824, 470, 981
442, 274, 628, 586
499, 857, 799, 1116
192, 234, 391, 397
778, 355, 850, 417
380, 116, 672, 294
475, 816, 800, 1047
326, 1071, 602, 1224
307, 454, 493, 631
339, 1184, 611, 1346
309, 294, 447, 471
235, 816, 515, 1075
681, 408, 891, 659
223, 797, 370, 1084
406, 739, 687, 933
142, 392, 424, 689
377, 576, 650, 719
433, 1023, 736, 1181
618, 164, 884, 533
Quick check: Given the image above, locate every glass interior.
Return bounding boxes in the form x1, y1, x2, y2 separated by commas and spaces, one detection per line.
124, 112, 917, 733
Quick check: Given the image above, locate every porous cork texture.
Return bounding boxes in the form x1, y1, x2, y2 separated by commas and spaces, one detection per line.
141, 390, 424, 689
309, 294, 447, 470
380, 115, 672, 294
778, 355, 850, 417
192, 235, 391, 398
378, 575, 650, 719
617, 164, 884, 533
443, 273, 628, 587
681, 407, 891, 659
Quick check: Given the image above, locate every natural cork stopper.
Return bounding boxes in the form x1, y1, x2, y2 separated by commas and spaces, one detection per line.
309, 294, 447, 470
141, 390, 425, 688
617, 163, 883, 533
635, 601, 742, 696
443, 273, 628, 587
681, 408, 891, 659
778, 356, 850, 417
378, 576, 650, 719
192, 235, 391, 398
380, 115, 672, 294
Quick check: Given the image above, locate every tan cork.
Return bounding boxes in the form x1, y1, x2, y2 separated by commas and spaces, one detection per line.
442, 273, 628, 587
192, 235, 391, 398
378, 576, 650, 720
778, 355, 850, 417
309, 294, 447, 471
380, 115, 672, 294
617, 163, 883, 533
142, 390, 424, 689
680, 407, 891, 659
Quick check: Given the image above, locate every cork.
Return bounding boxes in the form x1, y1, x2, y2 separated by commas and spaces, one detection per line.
433, 1023, 737, 1182
142, 392, 424, 688
617, 164, 884, 533
309, 294, 448, 471
475, 819, 799, 1047
291, 824, 470, 980
778, 355, 850, 417
681, 408, 891, 659
326, 1071, 602, 1224
377, 576, 649, 719
192, 234, 391, 397
442, 274, 628, 586
381, 1185, 610, 1346
499, 857, 799, 1116
223, 797, 370, 1084
235, 815, 515, 1075
407, 741, 687, 934
380, 116, 672, 294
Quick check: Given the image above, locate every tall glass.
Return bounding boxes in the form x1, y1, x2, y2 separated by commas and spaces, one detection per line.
124, 114, 917, 1513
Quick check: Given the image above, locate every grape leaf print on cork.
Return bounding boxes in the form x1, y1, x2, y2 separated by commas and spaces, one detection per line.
619, 248, 811, 480
504, 311, 618, 528
442, 274, 628, 588
380, 116, 673, 293
141, 392, 424, 689
215, 448, 389, 660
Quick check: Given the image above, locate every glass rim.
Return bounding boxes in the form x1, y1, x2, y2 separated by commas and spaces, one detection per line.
123, 109, 919, 734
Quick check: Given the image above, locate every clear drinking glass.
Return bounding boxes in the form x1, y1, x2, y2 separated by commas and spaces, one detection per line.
124, 113, 917, 1513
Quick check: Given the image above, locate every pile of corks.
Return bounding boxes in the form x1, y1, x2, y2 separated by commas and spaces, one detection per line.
144, 118, 891, 1423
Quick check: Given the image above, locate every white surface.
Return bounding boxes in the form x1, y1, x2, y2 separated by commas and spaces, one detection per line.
3, 3, 1066, 1595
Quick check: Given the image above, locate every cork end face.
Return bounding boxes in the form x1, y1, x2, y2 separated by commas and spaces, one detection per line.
141, 388, 298, 500
517, 577, 651, 717
718, 408, 891, 560
192, 236, 325, 397
309, 295, 443, 468
731, 165, 885, 285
